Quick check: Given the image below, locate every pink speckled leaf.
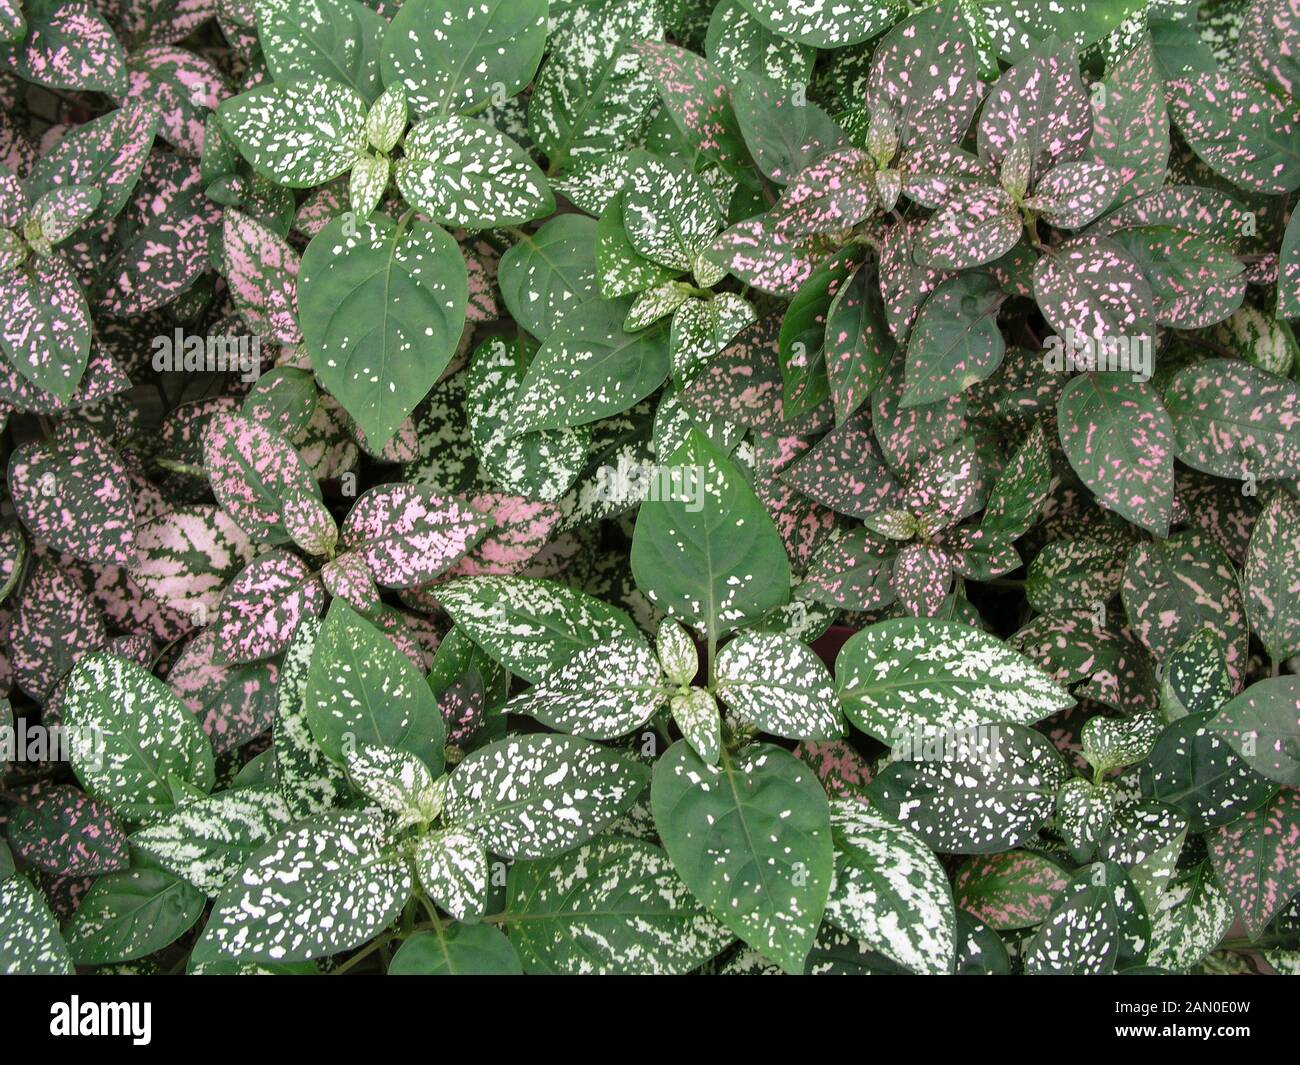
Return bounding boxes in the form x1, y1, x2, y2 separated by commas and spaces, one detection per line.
632, 41, 747, 176
878, 219, 944, 342
873, 347, 968, 480
167, 629, 277, 754
1032, 234, 1155, 342
707, 215, 831, 297
130, 504, 257, 621
865, 0, 982, 151
793, 739, 873, 802
340, 483, 489, 588
1057, 374, 1174, 537
916, 183, 1021, 271
900, 142, 990, 209
1025, 160, 1121, 230
1164, 358, 1300, 482
900, 436, 992, 532
203, 411, 322, 546
0, 254, 91, 403
824, 262, 892, 425
9, 419, 137, 566
1088, 34, 1169, 204
18, 2, 128, 96
770, 148, 877, 239
780, 410, 899, 520
1244, 491, 1300, 663
1122, 532, 1249, 690
803, 527, 897, 611
220, 209, 301, 345
1106, 227, 1245, 330
437, 668, 486, 746
1167, 70, 1300, 195
890, 542, 952, 617
213, 550, 324, 664
6, 782, 129, 878
1208, 787, 1300, 940
320, 550, 379, 614
115, 46, 227, 157
462, 235, 501, 323
954, 850, 1068, 930
977, 47, 1090, 181
97, 151, 219, 316
24, 100, 159, 233
10, 558, 106, 702
1236, 0, 1299, 97
447, 493, 561, 578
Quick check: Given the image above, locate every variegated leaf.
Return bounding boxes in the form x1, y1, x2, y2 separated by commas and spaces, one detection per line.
444, 734, 648, 859
715, 631, 842, 740
415, 828, 487, 921
825, 800, 956, 975
130, 784, 294, 895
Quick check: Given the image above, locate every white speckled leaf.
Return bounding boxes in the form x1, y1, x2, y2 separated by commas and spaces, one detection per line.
868, 724, 1069, 854
505, 634, 667, 739
0, 875, 73, 974
63, 651, 215, 822
736, 0, 900, 47
835, 617, 1072, 743
344, 741, 443, 829
716, 631, 843, 741
671, 687, 721, 765
652, 739, 832, 974
397, 116, 553, 228
444, 734, 649, 859
1147, 863, 1234, 971
1023, 882, 1119, 974
217, 77, 366, 187
656, 619, 698, 685
504, 835, 734, 973
196, 810, 411, 964
130, 784, 295, 895
622, 159, 722, 274
415, 828, 488, 920
435, 575, 640, 683
825, 800, 956, 975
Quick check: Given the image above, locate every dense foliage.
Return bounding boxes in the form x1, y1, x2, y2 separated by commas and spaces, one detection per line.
0, 0, 1298, 976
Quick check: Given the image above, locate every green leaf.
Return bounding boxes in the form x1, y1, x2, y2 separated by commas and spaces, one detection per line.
396, 116, 553, 228
653, 740, 831, 973
0, 876, 72, 974
1209, 676, 1300, 788
388, 923, 522, 974
732, 71, 843, 184
444, 734, 649, 859
196, 811, 411, 964
1022, 880, 1119, 974
503, 835, 733, 974
130, 785, 295, 895
509, 297, 670, 433
63, 651, 215, 822
868, 724, 1069, 853
299, 213, 467, 451
305, 599, 446, 774
981, 421, 1051, 541
505, 634, 667, 739
497, 215, 600, 341
835, 617, 1072, 743
631, 429, 791, 642
826, 800, 957, 975
63, 865, 206, 964
381, 0, 549, 117
257, 0, 386, 103
715, 632, 843, 741
217, 77, 367, 187
435, 575, 640, 684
